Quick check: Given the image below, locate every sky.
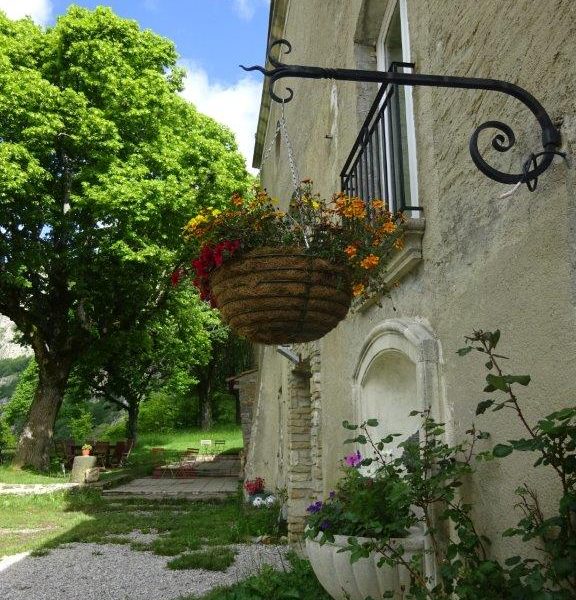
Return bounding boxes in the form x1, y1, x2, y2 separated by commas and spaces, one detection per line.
0, 0, 270, 172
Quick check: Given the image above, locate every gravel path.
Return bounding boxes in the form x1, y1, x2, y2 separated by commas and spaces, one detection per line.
0, 541, 289, 600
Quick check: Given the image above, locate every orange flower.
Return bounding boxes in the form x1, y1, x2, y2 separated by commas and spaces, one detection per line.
372, 199, 385, 210
381, 221, 396, 234
360, 254, 380, 269
231, 193, 243, 206
394, 237, 405, 250
352, 283, 365, 297
344, 244, 358, 258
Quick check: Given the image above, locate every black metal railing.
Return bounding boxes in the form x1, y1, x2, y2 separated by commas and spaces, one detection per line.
340, 63, 423, 215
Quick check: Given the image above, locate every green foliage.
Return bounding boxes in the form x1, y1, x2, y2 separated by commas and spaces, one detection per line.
2, 360, 37, 431
187, 553, 331, 600
461, 330, 576, 599
67, 410, 94, 443
0, 418, 16, 455
0, 5, 249, 466
167, 547, 237, 571
0, 356, 30, 379
138, 390, 192, 433
305, 459, 413, 544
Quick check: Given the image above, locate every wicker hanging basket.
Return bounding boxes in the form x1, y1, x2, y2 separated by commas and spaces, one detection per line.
209, 247, 352, 345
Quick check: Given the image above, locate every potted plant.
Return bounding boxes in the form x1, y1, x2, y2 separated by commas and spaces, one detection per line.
244, 477, 267, 505
175, 183, 404, 344
304, 444, 424, 600
81, 443, 92, 457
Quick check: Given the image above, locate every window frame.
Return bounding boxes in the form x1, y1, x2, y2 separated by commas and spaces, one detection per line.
376, 0, 420, 216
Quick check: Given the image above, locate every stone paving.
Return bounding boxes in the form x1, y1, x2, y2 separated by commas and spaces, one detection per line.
102, 476, 239, 499
0, 483, 79, 495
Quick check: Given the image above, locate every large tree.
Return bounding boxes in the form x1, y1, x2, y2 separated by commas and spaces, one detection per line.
76, 284, 219, 441
0, 7, 249, 468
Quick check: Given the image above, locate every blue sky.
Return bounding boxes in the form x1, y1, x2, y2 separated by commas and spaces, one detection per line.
0, 0, 270, 170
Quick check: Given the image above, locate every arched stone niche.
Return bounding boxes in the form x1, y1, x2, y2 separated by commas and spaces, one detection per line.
353, 319, 445, 452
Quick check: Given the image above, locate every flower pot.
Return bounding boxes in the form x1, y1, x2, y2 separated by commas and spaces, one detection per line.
209, 247, 352, 344
305, 530, 424, 600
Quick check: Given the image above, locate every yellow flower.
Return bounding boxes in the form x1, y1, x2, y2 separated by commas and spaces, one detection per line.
394, 237, 405, 250
211, 208, 221, 216
311, 200, 320, 209
360, 254, 380, 269
352, 283, 365, 297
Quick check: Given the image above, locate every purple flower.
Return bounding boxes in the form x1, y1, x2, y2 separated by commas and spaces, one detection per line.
319, 519, 332, 531
306, 500, 324, 514
329, 491, 336, 499
345, 450, 362, 468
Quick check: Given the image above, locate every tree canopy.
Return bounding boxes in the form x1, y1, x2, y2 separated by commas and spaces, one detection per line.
0, 6, 249, 468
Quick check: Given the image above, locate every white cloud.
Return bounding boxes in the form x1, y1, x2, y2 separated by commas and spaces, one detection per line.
233, 0, 269, 21
0, 0, 52, 25
180, 64, 262, 174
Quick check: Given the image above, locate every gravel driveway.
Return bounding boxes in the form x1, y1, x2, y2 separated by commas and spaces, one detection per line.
0, 541, 289, 600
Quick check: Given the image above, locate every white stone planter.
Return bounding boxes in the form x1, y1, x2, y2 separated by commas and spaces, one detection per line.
305, 529, 424, 600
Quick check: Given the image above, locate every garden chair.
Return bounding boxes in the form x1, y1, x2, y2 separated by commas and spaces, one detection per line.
182, 447, 199, 462
150, 447, 165, 466
93, 441, 110, 468
199, 439, 212, 455
55, 439, 76, 470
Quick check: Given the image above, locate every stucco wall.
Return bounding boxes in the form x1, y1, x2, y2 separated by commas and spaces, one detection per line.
251, 0, 576, 559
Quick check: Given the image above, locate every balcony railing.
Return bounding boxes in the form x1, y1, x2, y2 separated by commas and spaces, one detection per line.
340, 63, 423, 216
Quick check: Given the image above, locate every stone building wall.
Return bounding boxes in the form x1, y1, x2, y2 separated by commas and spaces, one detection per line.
248, 0, 576, 561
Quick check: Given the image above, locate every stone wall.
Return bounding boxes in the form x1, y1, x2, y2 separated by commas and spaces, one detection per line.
249, 0, 576, 558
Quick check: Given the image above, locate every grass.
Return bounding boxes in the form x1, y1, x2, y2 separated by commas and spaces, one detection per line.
184, 552, 332, 600
0, 487, 330, 599
0, 424, 243, 484
0, 465, 69, 484
167, 547, 237, 571
0, 488, 279, 558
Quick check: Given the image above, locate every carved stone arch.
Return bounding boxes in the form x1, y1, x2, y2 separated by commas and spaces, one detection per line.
352, 318, 446, 450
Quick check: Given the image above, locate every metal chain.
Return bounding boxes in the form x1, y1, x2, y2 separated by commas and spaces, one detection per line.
258, 102, 301, 194
278, 101, 301, 194
258, 101, 309, 247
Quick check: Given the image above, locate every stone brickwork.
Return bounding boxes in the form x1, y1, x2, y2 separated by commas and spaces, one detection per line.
286, 362, 314, 543
234, 369, 259, 456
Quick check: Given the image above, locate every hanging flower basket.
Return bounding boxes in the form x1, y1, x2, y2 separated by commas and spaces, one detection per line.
209, 247, 352, 344
175, 183, 405, 343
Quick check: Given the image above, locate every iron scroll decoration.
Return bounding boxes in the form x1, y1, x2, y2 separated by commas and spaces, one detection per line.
241, 39, 563, 190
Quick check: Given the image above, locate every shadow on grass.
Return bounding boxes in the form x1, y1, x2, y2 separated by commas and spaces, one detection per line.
1, 487, 332, 600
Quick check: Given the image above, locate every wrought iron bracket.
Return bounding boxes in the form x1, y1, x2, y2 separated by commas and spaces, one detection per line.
242, 39, 564, 188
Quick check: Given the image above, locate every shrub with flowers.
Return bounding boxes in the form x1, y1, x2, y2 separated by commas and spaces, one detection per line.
244, 477, 265, 496
179, 181, 404, 304
305, 448, 414, 544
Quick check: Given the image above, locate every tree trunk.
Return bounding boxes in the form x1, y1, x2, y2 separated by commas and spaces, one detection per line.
198, 376, 213, 431
233, 389, 241, 425
126, 401, 139, 443
13, 355, 72, 471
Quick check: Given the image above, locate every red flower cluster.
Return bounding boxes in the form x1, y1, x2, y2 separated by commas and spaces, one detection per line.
191, 239, 241, 304
244, 477, 265, 495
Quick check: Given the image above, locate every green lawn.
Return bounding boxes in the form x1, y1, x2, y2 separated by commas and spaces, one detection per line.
0, 466, 68, 484
0, 487, 331, 599
0, 425, 243, 484
0, 488, 277, 558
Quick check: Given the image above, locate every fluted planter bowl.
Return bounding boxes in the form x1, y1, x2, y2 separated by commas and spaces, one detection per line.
209, 247, 352, 345
305, 530, 424, 600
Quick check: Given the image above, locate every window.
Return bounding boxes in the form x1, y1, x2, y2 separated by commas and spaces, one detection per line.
341, 0, 420, 216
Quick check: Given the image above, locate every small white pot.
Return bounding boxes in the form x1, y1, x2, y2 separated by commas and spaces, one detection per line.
305, 529, 424, 600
